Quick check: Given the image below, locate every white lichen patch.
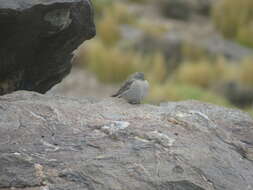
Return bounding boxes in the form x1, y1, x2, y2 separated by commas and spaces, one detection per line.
13, 152, 21, 156
189, 110, 209, 121
41, 186, 50, 190
44, 9, 72, 31
175, 111, 191, 118
189, 110, 217, 129
173, 110, 216, 131
134, 136, 150, 143
41, 140, 59, 152
102, 121, 130, 134
147, 130, 175, 147
91, 129, 107, 138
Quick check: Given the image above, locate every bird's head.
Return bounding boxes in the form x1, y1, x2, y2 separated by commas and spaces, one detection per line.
131, 72, 145, 80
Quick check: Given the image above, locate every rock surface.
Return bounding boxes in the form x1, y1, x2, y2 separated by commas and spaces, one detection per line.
0, 0, 95, 95
0, 91, 253, 190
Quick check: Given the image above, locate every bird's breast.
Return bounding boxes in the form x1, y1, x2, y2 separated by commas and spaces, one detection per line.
121, 80, 149, 103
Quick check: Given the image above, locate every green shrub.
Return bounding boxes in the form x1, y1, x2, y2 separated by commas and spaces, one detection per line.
148, 82, 230, 106
212, 0, 253, 47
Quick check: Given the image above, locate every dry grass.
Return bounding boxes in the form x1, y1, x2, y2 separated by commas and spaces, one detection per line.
239, 57, 253, 87
212, 0, 253, 47
92, 0, 114, 15
181, 43, 207, 61
175, 61, 218, 88
97, 13, 121, 46
148, 52, 168, 83
82, 40, 143, 83
237, 24, 253, 48
136, 19, 169, 37
96, 2, 135, 46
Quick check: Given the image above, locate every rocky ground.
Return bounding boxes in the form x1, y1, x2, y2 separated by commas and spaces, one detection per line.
0, 91, 253, 190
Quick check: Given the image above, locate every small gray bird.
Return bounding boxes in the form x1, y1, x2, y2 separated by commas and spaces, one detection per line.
111, 72, 149, 104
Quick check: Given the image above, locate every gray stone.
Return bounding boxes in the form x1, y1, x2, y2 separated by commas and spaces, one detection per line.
215, 81, 253, 108
0, 91, 253, 190
0, 154, 42, 188
0, 0, 95, 95
156, 0, 217, 19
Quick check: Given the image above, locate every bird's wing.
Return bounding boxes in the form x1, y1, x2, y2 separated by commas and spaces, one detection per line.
111, 79, 134, 97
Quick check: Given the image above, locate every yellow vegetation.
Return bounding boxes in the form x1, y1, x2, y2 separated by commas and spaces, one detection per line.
175, 61, 217, 88
239, 58, 253, 87
181, 43, 207, 61
148, 52, 168, 83
97, 13, 121, 46
212, 0, 253, 47
96, 2, 134, 46
84, 40, 142, 83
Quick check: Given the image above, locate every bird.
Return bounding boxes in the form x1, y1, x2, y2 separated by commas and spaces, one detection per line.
111, 72, 149, 104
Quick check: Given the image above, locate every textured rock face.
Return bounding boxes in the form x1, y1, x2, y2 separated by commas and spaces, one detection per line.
0, 0, 95, 95
0, 91, 253, 190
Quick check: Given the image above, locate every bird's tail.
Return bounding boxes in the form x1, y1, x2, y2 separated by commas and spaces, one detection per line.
111, 94, 117, 97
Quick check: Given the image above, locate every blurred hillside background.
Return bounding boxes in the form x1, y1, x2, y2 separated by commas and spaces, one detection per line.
49, 0, 253, 116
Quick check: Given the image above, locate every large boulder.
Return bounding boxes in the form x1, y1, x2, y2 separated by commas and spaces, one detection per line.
0, 0, 95, 95
0, 91, 253, 190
